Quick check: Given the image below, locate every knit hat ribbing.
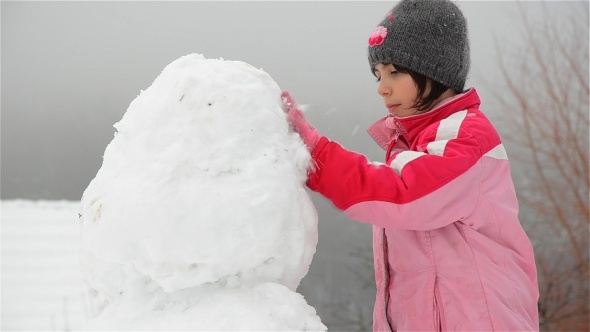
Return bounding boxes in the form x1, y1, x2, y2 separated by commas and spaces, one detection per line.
368, 0, 470, 92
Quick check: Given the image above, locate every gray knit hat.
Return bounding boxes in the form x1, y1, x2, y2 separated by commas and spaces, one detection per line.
368, 0, 470, 92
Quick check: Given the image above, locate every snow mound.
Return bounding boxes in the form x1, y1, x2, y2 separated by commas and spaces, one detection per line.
80, 54, 324, 330
84, 282, 325, 331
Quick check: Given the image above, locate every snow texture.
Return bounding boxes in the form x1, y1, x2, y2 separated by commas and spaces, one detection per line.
79, 54, 325, 330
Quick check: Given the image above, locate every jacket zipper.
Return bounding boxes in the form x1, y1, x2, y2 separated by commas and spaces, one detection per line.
385, 131, 401, 161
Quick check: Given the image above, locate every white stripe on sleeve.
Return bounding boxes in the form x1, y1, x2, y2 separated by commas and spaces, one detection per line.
390, 151, 427, 175
427, 110, 468, 156
484, 143, 508, 160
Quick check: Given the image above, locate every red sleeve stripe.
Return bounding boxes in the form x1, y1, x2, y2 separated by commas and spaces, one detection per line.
345, 159, 482, 230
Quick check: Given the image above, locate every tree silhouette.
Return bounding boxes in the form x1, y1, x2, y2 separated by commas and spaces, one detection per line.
489, 2, 589, 330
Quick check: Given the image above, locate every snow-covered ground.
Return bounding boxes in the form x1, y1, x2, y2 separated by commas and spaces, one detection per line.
1, 200, 92, 331
1, 199, 375, 331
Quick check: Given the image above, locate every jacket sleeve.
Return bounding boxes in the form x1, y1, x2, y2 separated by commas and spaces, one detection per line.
307, 125, 486, 231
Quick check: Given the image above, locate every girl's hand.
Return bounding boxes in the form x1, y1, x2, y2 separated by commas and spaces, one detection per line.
281, 91, 320, 153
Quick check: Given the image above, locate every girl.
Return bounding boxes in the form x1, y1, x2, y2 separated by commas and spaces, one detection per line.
282, 0, 539, 331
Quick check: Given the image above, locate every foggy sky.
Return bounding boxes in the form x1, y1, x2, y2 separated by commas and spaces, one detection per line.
1, 1, 557, 200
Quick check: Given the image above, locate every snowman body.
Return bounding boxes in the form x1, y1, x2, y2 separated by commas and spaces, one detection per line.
80, 54, 324, 330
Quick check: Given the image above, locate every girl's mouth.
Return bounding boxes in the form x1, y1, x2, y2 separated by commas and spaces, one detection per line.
386, 104, 400, 114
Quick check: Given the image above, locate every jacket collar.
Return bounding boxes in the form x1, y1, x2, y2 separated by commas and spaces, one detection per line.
367, 88, 481, 150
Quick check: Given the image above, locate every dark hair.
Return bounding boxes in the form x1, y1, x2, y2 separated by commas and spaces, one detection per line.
394, 64, 454, 112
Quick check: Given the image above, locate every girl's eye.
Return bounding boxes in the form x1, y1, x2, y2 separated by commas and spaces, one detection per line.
391, 70, 398, 75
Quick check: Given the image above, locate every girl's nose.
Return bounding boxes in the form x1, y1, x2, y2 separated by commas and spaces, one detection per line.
378, 81, 390, 96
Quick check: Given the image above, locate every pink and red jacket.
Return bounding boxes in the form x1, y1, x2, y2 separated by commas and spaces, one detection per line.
307, 89, 539, 331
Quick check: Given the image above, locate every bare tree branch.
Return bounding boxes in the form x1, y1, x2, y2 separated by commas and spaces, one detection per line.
488, 2, 589, 331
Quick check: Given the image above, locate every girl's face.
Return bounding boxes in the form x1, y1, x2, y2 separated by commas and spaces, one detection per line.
374, 63, 422, 118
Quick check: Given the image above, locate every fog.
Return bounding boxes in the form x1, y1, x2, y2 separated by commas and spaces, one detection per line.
1, 0, 548, 200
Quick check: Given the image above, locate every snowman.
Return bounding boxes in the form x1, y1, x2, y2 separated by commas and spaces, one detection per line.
79, 54, 326, 330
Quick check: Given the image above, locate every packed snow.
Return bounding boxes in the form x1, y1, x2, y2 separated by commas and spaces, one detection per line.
78, 54, 326, 330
